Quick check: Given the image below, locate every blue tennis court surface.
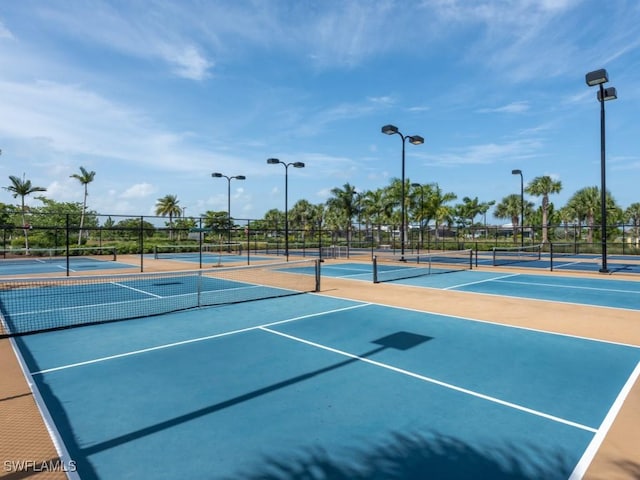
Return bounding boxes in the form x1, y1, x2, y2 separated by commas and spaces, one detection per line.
14, 292, 640, 479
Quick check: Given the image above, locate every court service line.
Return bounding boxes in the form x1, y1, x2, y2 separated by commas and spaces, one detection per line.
493, 279, 640, 295
568, 361, 640, 480
111, 282, 163, 298
443, 273, 521, 290
554, 261, 582, 269
31, 303, 371, 375
261, 326, 598, 433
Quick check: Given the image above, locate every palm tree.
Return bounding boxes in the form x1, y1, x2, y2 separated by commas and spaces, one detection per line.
456, 196, 487, 238
494, 194, 522, 243
155, 194, 181, 240
625, 203, 640, 247
425, 184, 457, 242
70, 166, 96, 246
326, 183, 358, 250
290, 199, 315, 243
478, 200, 496, 238
4, 174, 47, 250
525, 176, 562, 244
361, 189, 391, 245
567, 187, 599, 243
557, 206, 575, 241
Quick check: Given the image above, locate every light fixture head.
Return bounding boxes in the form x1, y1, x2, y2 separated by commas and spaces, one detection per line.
381, 124, 399, 135
598, 86, 617, 102
235, 175, 246, 180
512, 169, 522, 175
212, 172, 223, 178
267, 158, 280, 164
408, 135, 424, 145
585, 69, 609, 86
293, 162, 305, 168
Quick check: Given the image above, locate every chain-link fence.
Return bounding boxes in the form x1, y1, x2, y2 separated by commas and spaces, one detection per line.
1, 212, 639, 273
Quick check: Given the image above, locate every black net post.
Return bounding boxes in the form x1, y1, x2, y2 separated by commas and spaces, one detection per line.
373, 256, 379, 283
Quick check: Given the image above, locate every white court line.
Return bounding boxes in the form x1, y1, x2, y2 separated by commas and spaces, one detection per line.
554, 261, 583, 268
568, 361, 640, 480
443, 273, 520, 290
493, 279, 640, 295
111, 281, 163, 298
261, 326, 597, 433
55, 264, 77, 272
31, 303, 371, 375
8, 336, 81, 480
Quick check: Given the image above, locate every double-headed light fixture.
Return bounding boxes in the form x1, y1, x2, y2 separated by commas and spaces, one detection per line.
267, 158, 305, 261
381, 124, 424, 259
212, 172, 246, 248
585, 68, 617, 273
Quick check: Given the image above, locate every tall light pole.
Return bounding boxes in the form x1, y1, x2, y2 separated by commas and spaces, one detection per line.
267, 158, 305, 261
411, 182, 425, 252
511, 169, 524, 247
212, 172, 246, 249
381, 125, 424, 259
586, 68, 617, 274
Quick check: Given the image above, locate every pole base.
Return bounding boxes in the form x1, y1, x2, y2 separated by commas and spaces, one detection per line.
598, 268, 610, 274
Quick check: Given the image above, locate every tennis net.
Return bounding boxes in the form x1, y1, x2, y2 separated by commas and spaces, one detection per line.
0, 258, 320, 337
492, 244, 542, 266
373, 250, 472, 283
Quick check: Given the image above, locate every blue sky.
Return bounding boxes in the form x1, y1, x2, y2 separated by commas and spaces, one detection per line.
0, 0, 638, 224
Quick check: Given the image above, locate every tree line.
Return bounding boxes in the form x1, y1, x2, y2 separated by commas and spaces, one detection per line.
4, 169, 640, 250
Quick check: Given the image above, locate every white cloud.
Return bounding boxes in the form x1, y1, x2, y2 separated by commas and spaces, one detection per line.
31, 2, 215, 81
120, 183, 156, 199
478, 101, 530, 114
162, 44, 213, 81
424, 139, 542, 166
0, 20, 14, 39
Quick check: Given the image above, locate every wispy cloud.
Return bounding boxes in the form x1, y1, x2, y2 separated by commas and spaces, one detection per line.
0, 20, 14, 39
423, 139, 542, 167
0, 79, 221, 172
478, 101, 530, 114
159, 44, 213, 81
31, 2, 216, 80
121, 183, 156, 199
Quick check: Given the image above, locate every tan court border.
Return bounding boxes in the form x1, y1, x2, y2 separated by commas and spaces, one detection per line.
1, 258, 639, 479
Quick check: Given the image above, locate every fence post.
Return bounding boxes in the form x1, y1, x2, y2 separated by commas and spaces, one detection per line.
66, 214, 70, 276
139, 216, 144, 272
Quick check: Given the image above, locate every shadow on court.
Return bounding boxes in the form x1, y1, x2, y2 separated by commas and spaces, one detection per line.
24, 331, 433, 479
228, 431, 575, 480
